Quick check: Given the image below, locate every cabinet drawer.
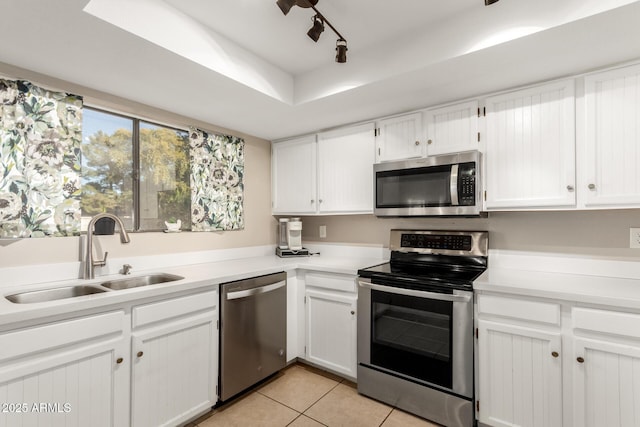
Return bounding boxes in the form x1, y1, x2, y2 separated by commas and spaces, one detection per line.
0, 311, 124, 362
305, 271, 356, 293
133, 289, 217, 329
573, 307, 640, 339
477, 294, 560, 326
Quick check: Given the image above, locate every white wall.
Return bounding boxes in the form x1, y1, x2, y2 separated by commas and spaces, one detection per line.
0, 62, 277, 268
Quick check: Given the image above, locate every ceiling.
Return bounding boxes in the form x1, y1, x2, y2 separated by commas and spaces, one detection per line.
1, 0, 640, 141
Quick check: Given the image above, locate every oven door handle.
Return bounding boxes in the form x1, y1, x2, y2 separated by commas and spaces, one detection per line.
358, 280, 471, 302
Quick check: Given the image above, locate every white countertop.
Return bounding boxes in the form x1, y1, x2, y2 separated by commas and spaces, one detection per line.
475, 250, 640, 310
0, 254, 385, 328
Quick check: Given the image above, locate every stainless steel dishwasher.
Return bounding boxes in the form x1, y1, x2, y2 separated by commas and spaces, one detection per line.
219, 271, 287, 401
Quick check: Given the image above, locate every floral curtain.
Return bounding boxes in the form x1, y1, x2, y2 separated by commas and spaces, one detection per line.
189, 128, 244, 231
0, 79, 82, 238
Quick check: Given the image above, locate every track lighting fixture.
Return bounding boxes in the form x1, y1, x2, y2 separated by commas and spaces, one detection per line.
276, 0, 296, 15
335, 39, 347, 63
276, 0, 348, 63
484, 0, 500, 5
307, 15, 324, 42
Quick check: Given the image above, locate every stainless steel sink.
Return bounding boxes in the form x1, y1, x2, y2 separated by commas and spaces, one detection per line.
100, 273, 183, 290
6, 285, 108, 304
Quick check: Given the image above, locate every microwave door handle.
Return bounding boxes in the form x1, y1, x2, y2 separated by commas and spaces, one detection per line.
450, 164, 459, 206
358, 280, 471, 303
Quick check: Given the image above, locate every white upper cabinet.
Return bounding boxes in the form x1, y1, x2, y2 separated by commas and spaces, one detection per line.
375, 112, 424, 162
317, 123, 375, 214
583, 64, 640, 208
272, 124, 375, 215
424, 100, 479, 156
271, 135, 317, 214
485, 80, 576, 209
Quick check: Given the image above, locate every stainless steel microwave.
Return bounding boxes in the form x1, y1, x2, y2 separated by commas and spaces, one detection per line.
374, 151, 483, 217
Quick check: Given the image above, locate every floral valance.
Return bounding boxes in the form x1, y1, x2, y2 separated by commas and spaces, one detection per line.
189, 128, 244, 231
0, 79, 82, 238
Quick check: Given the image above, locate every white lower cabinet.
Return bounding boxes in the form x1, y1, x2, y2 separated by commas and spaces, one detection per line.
572, 308, 640, 427
0, 311, 129, 427
0, 288, 218, 427
303, 272, 357, 378
477, 320, 562, 427
130, 290, 218, 427
477, 293, 640, 427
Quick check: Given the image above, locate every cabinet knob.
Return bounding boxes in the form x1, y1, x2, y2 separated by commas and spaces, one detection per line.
588, 184, 596, 190
577, 356, 585, 363
310, 199, 315, 204
566, 185, 574, 191
551, 351, 559, 358
350, 310, 355, 315
319, 199, 323, 204
427, 139, 433, 145
116, 357, 124, 364
415, 140, 420, 146
137, 351, 144, 358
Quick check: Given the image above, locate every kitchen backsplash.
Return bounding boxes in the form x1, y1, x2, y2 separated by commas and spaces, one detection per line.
300, 209, 640, 258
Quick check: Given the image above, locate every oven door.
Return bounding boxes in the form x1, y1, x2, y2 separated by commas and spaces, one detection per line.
357, 278, 473, 398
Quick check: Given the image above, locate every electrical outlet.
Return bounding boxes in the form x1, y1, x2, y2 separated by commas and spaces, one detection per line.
319, 225, 327, 239
630, 228, 640, 249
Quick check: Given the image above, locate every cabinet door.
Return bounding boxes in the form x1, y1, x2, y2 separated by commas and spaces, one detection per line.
305, 289, 357, 378
272, 135, 317, 214
573, 337, 640, 427
0, 313, 128, 427
584, 64, 640, 207
375, 112, 424, 162
485, 80, 576, 209
477, 320, 562, 427
424, 100, 479, 156
317, 123, 375, 214
131, 311, 217, 427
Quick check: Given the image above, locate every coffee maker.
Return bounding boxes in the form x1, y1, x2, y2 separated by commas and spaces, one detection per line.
276, 217, 310, 257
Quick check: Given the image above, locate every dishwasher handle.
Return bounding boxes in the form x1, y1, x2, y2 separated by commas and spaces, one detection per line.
226, 280, 286, 300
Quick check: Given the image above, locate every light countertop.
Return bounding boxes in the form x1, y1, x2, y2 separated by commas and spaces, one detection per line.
473, 252, 640, 310
0, 254, 386, 328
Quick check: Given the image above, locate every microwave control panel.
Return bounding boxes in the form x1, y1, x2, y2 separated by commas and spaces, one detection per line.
458, 162, 476, 206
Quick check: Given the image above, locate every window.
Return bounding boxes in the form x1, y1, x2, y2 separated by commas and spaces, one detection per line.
81, 107, 191, 231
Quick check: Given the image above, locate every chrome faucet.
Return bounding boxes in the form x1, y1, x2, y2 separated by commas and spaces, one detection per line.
84, 213, 130, 279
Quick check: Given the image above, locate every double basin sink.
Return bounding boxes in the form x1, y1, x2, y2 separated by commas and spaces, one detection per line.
5, 273, 184, 304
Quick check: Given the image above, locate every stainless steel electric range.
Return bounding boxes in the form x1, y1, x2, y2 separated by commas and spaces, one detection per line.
357, 229, 488, 427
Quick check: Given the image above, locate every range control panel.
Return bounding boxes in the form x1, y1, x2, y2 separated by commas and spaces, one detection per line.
400, 233, 472, 251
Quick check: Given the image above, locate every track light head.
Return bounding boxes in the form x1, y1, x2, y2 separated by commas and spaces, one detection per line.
276, 0, 296, 15
335, 39, 347, 63
484, 0, 500, 5
307, 15, 325, 42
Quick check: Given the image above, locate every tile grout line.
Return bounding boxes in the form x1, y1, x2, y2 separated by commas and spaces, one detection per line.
299, 378, 344, 426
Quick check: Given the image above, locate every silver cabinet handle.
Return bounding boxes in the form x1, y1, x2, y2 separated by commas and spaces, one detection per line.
415, 141, 420, 146
358, 280, 471, 303
226, 280, 286, 300
311, 199, 315, 204
566, 185, 574, 191
588, 184, 596, 190
427, 139, 433, 145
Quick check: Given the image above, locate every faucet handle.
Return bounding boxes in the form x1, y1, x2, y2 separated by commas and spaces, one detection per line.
122, 264, 132, 275
93, 251, 108, 267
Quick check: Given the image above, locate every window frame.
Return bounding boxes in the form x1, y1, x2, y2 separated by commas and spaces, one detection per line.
82, 105, 191, 232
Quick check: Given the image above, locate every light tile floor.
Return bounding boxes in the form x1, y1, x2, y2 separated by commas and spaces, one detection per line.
189, 363, 440, 427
